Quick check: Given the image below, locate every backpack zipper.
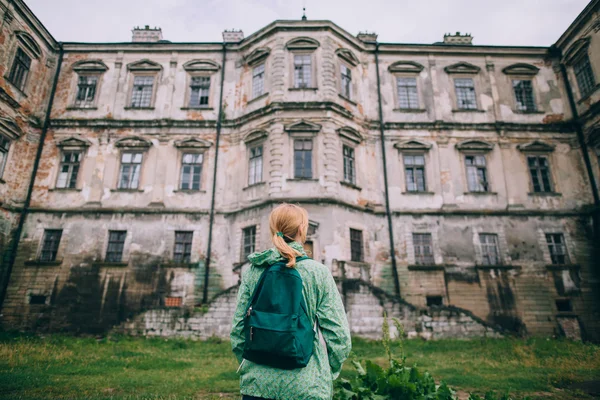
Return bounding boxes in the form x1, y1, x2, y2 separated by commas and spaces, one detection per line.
246, 306, 252, 317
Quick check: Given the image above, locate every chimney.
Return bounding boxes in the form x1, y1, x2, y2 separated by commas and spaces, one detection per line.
442, 32, 473, 45
357, 31, 378, 43
132, 26, 163, 43
222, 29, 244, 43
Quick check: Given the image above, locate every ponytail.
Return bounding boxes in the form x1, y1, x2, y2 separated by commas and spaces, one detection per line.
269, 203, 309, 268
272, 234, 302, 268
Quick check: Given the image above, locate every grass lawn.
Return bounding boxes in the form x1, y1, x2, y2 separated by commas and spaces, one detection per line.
0, 331, 598, 399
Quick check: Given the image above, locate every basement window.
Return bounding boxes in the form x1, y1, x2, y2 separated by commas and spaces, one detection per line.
426, 296, 443, 307
165, 297, 182, 307
555, 299, 572, 312
29, 295, 47, 305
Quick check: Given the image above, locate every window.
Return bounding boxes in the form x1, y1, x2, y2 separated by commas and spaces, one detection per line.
343, 145, 356, 184
174, 231, 193, 263
397, 77, 419, 109
242, 226, 256, 260
555, 299, 572, 312
29, 295, 47, 305
180, 153, 203, 190
56, 151, 81, 189
0, 135, 10, 177
513, 80, 536, 112
252, 63, 265, 98
350, 228, 363, 262
294, 54, 312, 88
404, 154, 426, 192
413, 233, 434, 265
528, 156, 552, 193
340, 64, 352, 99
8, 48, 31, 91
118, 152, 143, 189
248, 145, 263, 185
74, 76, 98, 108
546, 233, 569, 265
189, 76, 210, 107
465, 155, 489, 192
294, 139, 312, 179
426, 296, 443, 307
40, 229, 62, 262
479, 234, 500, 265
130, 76, 154, 108
106, 230, 126, 262
454, 78, 477, 109
574, 55, 596, 98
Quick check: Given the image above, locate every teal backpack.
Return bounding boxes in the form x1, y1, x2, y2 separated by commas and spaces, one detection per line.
242, 256, 315, 369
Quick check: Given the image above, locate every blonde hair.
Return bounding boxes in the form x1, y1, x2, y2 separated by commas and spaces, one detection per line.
269, 203, 309, 268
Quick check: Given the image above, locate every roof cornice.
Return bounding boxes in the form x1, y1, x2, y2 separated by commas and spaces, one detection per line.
555, 0, 600, 49
10, 0, 59, 51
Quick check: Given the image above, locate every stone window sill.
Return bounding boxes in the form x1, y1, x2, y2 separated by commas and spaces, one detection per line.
111, 189, 144, 193
93, 261, 129, 267
340, 180, 362, 191
513, 109, 544, 114
338, 94, 356, 106
49, 188, 82, 192
124, 106, 155, 110
287, 178, 318, 182
288, 87, 318, 91
160, 262, 197, 268
403, 191, 434, 195
24, 259, 63, 266
394, 108, 427, 113
528, 192, 561, 197
173, 189, 207, 194
475, 264, 520, 270
243, 182, 266, 191
181, 106, 214, 110
247, 93, 269, 105
407, 264, 445, 271
66, 106, 98, 111
452, 109, 485, 113
546, 264, 579, 271
464, 191, 498, 196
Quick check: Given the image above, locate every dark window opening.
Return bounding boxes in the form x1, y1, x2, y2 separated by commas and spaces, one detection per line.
480, 233, 501, 265
106, 230, 127, 263
555, 299, 572, 312
465, 155, 489, 192
248, 145, 263, 185
404, 154, 426, 192
56, 151, 81, 189
426, 296, 443, 307
118, 152, 143, 189
180, 153, 203, 190
512, 79, 536, 112
350, 228, 364, 262
40, 229, 62, 262
242, 226, 256, 261
189, 76, 210, 107
8, 48, 31, 91
574, 54, 596, 98
29, 295, 47, 305
75, 75, 98, 107
294, 139, 312, 179
546, 233, 569, 265
528, 156, 553, 193
340, 64, 352, 99
343, 145, 356, 184
174, 231, 193, 263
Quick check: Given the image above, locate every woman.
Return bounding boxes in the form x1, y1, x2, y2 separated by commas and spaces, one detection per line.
230, 203, 351, 400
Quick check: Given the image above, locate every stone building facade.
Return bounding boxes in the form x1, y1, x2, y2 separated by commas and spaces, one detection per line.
0, 0, 599, 340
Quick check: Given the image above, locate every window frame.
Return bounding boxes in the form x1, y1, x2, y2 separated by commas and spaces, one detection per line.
247, 144, 263, 186
252, 63, 266, 99
546, 233, 570, 265
293, 137, 313, 179
7, 47, 32, 92
339, 62, 353, 100
39, 229, 62, 262
453, 77, 478, 110
350, 228, 364, 262
292, 52, 314, 89
0, 134, 11, 179
73, 74, 100, 108
117, 151, 144, 190
396, 76, 420, 110
479, 233, 501, 265
464, 153, 490, 193
512, 78, 537, 112
573, 53, 596, 99
187, 75, 212, 108
241, 225, 257, 261
55, 150, 82, 189
403, 153, 427, 192
342, 144, 356, 185
105, 230, 127, 263
527, 154, 554, 193
173, 231, 193, 263
179, 151, 204, 191
412, 232, 434, 265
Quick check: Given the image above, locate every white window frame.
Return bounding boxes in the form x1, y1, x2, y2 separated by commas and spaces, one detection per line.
56, 150, 82, 189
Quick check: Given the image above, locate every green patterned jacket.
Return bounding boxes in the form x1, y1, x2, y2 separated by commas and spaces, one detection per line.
230, 242, 352, 400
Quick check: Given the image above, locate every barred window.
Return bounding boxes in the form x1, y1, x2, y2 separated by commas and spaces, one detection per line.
350, 229, 364, 262
56, 151, 81, 189
0, 135, 10, 178
404, 154, 426, 192
528, 156, 553, 193
248, 145, 263, 185
294, 139, 312, 179
479, 234, 500, 265
574, 54, 596, 98
546, 233, 569, 265
413, 233, 434, 265
118, 152, 143, 189
465, 155, 489, 192
130, 76, 154, 108
343, 145, 356, 184
340, 64, 352, 99
242, 226, 256, 260
40, 229, 62, 262
454, 78, 477, 110
106, 230, 126, 263
75, 75, 98, 108
174, 231, 193, 263
294, 54, 312, 88
8, 48, 31, 91
190, 76, 210, 107
513, 80, 536, 112
252, 64, 265, 98
180, 153, 203, 190
397, 77, 419, 109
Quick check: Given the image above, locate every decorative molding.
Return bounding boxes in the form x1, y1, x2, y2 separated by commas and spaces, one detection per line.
455, 139, 494, 152
56, 136, 91, 149
72, 60, 109, 72
114, 136, 152, 149
337, 127, 363, 144
182, 59, 220, 72
563, 37, 590, 65
284, 120, 321, 133
126, 59, 163, 71
394, 139, 432, 151
0, 117, 23, 139
517, 140, 556, 153
243, 130, 268, 143
285, 37, 320, 51
389, 61, 425, 74
335, 48, 359, 66
245, 47, 270, 66
174, 137, 213, 149
502, 63, 540, 76
444, 62, 481, 74
14, 31, 41, 59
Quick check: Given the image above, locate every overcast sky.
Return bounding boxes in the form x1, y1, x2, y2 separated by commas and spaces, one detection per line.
26, 0, 588, 46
